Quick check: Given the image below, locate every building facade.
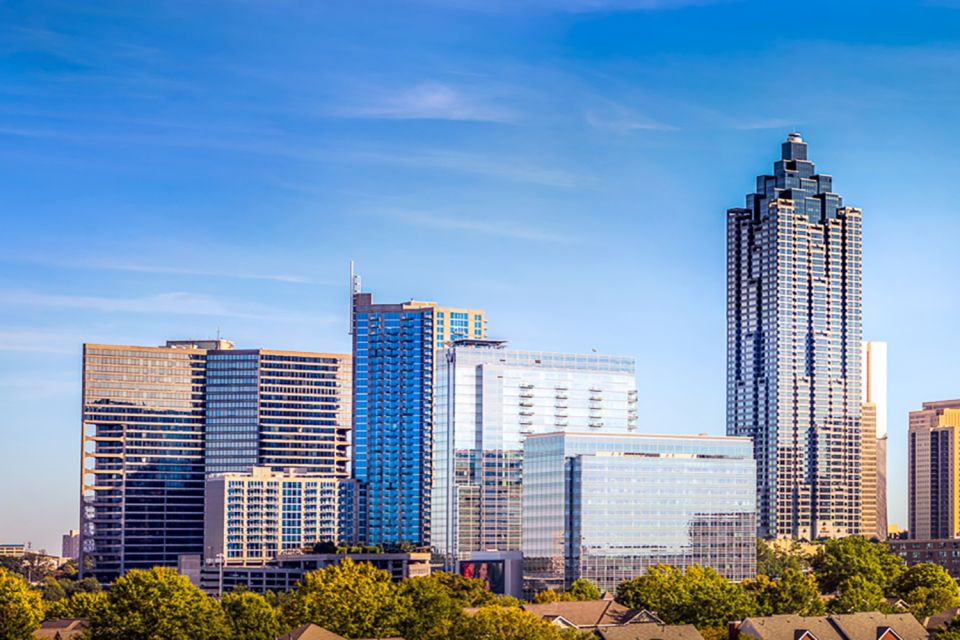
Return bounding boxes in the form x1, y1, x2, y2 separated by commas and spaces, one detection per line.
432, 340, 637, 567
908, 400, 960, 540
80, 340, 352, 581
204, 467, 359, 566
522, 432, 756, 592
727, 133, 863, 539
861, 341, 888, 539
61, 530, 80, 560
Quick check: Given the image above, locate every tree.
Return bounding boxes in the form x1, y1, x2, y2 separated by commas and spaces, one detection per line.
397, 575, 463, 640
281, 558, 402, 639
90, 567, 229, 640
428, 571, 498, 607
890, 563, 960, 619
810, 537, 903, 594
533, 589, 571, 604
0, 567, 44, 640
44, 591, 108, 621
744, 568, 824, 617
567, 579, 601, 602
221, 590, 281, 640
615, 564, 689, 622
828, 575, 886, 614
451, 606, 564, 640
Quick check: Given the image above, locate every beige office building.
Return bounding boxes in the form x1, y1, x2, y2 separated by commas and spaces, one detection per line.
204, 467, 359, 567
908, 400, 960, 539
861, 341, 888, 539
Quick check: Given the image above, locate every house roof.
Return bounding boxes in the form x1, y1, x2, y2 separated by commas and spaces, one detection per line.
522, 600, 652, 628
598, 623, 704, 640
34, 619, 88, 639
737, 613, 928, 640
923, 607, 960, 631
277, 624, 348, 640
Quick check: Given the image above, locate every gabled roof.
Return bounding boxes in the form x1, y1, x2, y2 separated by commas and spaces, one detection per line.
737, 613, 928, 640
34, 619, 88, 639
598, 623, 705, 640
924, 606, 960, 631
277, 624, 348, 640
522, 600, 648, 628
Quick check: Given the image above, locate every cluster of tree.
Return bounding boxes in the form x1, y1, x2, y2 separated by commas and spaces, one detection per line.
0, 559, 587, 640
616, 537, 960, 635
533, 578, 602, 603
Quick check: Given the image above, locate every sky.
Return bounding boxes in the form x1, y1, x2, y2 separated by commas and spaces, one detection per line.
2, 0, 960, 553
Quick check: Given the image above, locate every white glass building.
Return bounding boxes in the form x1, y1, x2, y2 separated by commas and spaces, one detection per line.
522, 432, 757, 592
432, 340, 637, 568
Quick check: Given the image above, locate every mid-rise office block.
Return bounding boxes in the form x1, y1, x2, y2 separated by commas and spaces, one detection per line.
204, 467, 358, 566
81, 340, 351, 582
727, 133, 863, 539
432, 340, 637, 567
522, 432, 757, 592
61, 530, 80, 560
908, 400, 960, 540
861, 341, 888, 539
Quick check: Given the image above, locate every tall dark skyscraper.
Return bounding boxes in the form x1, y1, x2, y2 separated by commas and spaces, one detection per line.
727, 133, 863, 539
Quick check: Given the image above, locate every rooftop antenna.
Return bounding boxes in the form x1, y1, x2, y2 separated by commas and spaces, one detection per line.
349, 261, 361, 335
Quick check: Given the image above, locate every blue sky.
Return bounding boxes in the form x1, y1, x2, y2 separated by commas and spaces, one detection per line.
2, 0, 960, 552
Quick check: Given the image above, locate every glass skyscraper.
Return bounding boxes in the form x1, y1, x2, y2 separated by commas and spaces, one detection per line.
522, 432, 756, 592
727, 133, 863, 539
80, 340, 352, 582
432, 340, 637, 568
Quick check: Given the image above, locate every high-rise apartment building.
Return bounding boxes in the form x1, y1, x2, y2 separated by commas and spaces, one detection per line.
908, 400, 960, 540
861, 341, 888, 539
522, 432, 757, 592
351, 285, 486, 547
432, 340, 637, 568
727, 133, 863, 539
433, 306, 486, 349
204, 467, 359, 566
80, 340, 351, 581
61, 530, 80, 560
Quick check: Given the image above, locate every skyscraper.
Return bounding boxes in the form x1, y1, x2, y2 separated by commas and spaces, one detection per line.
861, 341, 888, 539
80, 340, 352, 581
727, 133, 863, 539
908, 400, 960, 540
351, 285, 486, 547
432, 340, 637, 568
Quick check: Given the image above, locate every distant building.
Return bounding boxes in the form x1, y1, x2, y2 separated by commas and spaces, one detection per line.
34, 619, 89, 640
907, 400, 960, 539
433, 340, 637, 567
80, 340, 352, 582
204, 467, 359, 566
731, 612, 927, 640
522, 432, 756, 592
861, 341, 888, 539
61, 530, 80, 560
727, 133, 863, 539
194, 551, 431, 595
0, 543, 25, 558
890, 538, 960, 580
351, 279, 486, 547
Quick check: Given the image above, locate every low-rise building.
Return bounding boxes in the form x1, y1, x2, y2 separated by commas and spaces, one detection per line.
521, 600, 660, 630
889, 538, 960, 579
196, 552, 431, 595
732, 613, 927, 640
0, 543, 25, 558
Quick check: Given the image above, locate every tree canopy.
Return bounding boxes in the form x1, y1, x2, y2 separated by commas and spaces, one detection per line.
0, 568, 44, 640
810, 537, 904, 594
221, 589, 282, 640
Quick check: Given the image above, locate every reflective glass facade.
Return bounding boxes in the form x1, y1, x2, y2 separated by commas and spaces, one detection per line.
433, 342, 637, 567
522, 432, 756, 592
81, 341, 351, 582
727, 133, 863, 539
352, 293, 437, 546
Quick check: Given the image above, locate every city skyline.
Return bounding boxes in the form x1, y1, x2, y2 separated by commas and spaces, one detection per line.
7, 0, 960, 552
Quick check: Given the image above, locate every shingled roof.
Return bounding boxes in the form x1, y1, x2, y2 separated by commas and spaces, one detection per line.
736, 612, 928, 640
598, 622, 705, 640
522, 601, 657, 629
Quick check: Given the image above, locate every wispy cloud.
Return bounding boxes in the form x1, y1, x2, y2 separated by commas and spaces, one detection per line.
0, 329, 81, 354
584, 101, 678, 132
373, 210, 575, 243
331, 82, 513, 122
425, 0, 723, 12
0, 291, 329, 324
345, 148, 592, 188
730, 117, 798, 131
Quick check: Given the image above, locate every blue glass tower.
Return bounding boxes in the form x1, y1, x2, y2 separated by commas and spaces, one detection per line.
727, 133, 863, 539
351, 292, 435, 546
